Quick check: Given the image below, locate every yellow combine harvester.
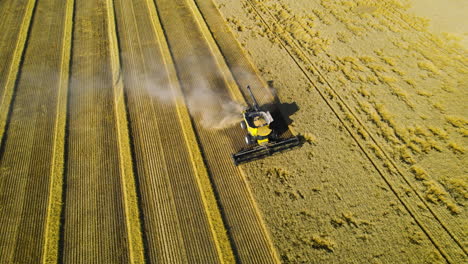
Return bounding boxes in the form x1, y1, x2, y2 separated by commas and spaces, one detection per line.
232, 86, 301, 165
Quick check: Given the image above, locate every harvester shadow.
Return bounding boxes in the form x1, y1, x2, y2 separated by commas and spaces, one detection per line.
265, 101, 299, 138
264, 80, 299, 138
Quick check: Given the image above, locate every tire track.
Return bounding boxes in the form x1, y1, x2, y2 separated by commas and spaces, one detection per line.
244, 0, 467, 262
153, 0, 281, 262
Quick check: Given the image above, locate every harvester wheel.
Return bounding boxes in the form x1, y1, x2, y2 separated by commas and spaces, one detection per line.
269, 130, 278, 140
240, 120, 247, 130
245, 134, 255, 145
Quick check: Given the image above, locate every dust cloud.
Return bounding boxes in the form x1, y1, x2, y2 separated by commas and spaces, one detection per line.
185, 79, 245, 130
141, 64, 245, 130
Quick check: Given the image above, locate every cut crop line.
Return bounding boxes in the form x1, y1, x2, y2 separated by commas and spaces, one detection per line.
246, 0, 466, 261
0, 0, 37, 150
147, 0, 235, 262
106, 0, 145, 262
41, 0, 74, 263
185, 1, 281, 262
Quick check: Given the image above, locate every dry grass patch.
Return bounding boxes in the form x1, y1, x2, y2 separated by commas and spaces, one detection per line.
447, 142, 465, 154
310, 235, 335, 252
446, 116, 468, 128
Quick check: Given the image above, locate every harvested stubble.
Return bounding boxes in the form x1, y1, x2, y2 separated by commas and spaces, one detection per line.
216, 0, 468, 262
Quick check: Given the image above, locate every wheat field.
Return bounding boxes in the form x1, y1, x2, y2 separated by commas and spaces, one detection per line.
0, 0, 466, 263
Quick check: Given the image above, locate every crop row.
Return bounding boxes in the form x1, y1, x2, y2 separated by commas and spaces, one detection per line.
114, 0, 234, 261
0, 0, 70, 263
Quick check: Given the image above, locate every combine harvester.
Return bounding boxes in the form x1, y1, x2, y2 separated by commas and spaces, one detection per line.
232, 86, 301, 165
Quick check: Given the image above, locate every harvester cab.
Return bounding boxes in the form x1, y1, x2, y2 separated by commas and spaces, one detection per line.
232, 85, 301, 165
240, 87, 275, 146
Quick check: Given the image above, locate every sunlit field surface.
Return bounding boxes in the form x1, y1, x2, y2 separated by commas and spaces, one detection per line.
0, 0, 466, 263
